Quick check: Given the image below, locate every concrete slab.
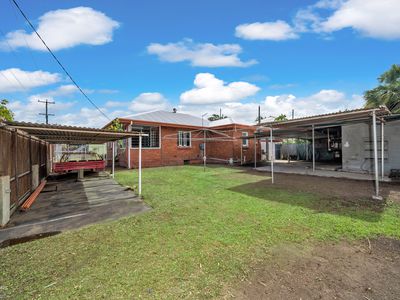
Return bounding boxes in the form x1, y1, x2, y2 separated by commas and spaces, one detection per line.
0, 172, 150, 244
256, 161, 391, 182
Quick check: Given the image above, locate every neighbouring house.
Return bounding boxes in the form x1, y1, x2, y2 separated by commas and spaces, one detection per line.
104, 110, 261, 168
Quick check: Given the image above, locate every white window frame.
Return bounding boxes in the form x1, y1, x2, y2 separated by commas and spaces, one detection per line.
131, 125, 162, 149
242, 132, 249, 147
178, 131, 192, 148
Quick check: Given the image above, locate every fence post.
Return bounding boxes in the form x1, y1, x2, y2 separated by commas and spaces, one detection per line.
0, 176, 10, 226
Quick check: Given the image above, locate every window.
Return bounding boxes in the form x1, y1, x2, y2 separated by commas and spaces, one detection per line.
178, 131, 191, 147
131, 126, 160, 148
242, 132, 249, 147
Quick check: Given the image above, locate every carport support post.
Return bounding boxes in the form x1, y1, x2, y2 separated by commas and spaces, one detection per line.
372, 111, 381, 200
112, 141, 115, 178
138, 134, 142, 196
312, 124, 315, 172
381, 121, 384, 180
270, 127, 274, 184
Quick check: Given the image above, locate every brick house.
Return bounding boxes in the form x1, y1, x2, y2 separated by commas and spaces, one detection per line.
105, 110, 260, 168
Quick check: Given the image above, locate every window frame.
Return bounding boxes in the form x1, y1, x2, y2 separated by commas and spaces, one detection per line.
131, 125, 161, 149
177, 131, 192, 148
242, 131, 249, 147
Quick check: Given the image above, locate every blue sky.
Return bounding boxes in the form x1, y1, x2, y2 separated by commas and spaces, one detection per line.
0, 0, 399, 126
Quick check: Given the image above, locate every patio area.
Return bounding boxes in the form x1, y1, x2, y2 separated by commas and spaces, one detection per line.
0, 172, 150, 245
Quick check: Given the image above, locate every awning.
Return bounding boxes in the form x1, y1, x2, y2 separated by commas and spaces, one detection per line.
2, 121, 146, 144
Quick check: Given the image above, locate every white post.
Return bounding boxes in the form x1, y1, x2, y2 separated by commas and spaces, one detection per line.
381, 121, 384, 180
240, 142, 243, 165
270, 127, 274, 184
112, 141, 115, 178
372, 111, 381, 200
138, 134, 142, 196
203, 129, 206, 172
312, 124, 315, 172
202, 113, 207, 172
254, 137, 257, 169
128, 122, 132, 169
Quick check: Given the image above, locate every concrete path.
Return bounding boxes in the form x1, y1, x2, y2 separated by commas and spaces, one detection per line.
0, 173, 150, 244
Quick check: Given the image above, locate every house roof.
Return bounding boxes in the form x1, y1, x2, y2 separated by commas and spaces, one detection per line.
121, 110, 209, 127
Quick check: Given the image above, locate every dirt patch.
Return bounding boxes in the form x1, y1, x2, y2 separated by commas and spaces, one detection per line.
226, 237, 400, 300
247, 170, 400, 200
229, 170, 400, 215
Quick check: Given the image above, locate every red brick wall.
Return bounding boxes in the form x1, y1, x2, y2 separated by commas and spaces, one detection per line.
127, 126, 203, 168
207, 126, 260, 165
108, 123, 260, 168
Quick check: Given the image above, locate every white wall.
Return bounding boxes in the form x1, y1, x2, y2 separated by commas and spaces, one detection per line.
342, 120, 400, 175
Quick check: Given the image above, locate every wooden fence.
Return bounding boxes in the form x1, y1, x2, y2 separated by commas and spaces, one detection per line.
0, 126, 48, 211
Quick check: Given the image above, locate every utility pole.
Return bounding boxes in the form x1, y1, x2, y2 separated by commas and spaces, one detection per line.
292, 109, 295, 120
38, 99, 55, 124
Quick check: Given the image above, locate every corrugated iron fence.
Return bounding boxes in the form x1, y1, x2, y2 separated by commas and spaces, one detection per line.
0, 126, 48, 211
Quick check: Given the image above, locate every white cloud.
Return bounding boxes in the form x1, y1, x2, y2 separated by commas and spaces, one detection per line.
180, 73, 260, 105
0, 68, 61, 92
319, 0, 400, 39
147, 39, 257, 67
0, 7, 120, 51
239, 0, 400, 41
235, 21, 299, 41
178, 89, 364, 124
129, 92, 170, 112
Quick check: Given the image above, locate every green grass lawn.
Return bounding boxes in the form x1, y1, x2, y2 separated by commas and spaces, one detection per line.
1, 166, 399, 299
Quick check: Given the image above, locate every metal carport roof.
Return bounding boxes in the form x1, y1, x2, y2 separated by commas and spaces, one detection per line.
2, 121, 145, 144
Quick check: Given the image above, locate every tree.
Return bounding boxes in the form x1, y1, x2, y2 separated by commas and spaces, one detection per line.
274, 114, 288, 121
108, 118, 123, 131
0, 99, 14, 121
255, 115, 266, 123
208, 113, 228, 121
364, 64, 400, 113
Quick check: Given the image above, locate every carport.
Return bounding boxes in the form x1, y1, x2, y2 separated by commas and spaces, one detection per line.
0, 121, 147, 228
254, 107, 391, 200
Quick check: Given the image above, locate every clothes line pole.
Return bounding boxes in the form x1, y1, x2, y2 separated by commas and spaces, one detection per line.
254, 137, 257, 169
270, 127, 274, 184
138, 133, 142, 196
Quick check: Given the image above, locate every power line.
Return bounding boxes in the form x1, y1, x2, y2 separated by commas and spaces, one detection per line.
10, 0, 110, 121
7, 0, 42, 73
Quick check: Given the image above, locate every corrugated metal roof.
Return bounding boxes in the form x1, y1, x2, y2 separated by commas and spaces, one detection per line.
260, 106, 390, 128
2, 121, 143, 144
122, 110, 209, 127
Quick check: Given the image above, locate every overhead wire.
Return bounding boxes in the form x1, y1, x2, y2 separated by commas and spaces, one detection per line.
10, 0, 111, 121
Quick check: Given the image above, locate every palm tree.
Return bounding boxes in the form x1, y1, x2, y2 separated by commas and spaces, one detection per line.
364, 64, 400, 113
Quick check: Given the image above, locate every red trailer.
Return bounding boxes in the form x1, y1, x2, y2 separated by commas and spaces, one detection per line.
52, 152, 106, 173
